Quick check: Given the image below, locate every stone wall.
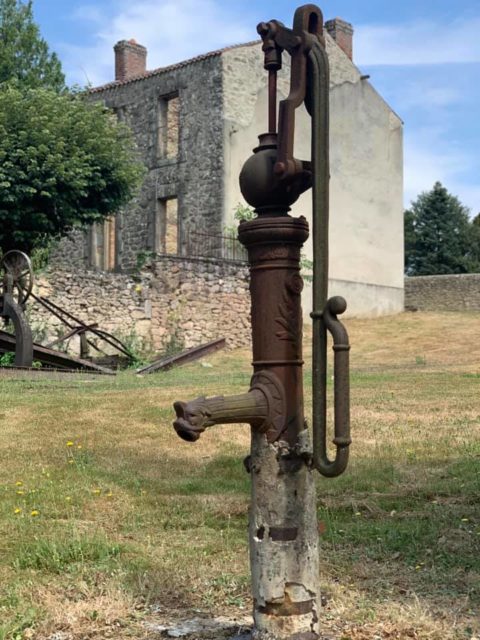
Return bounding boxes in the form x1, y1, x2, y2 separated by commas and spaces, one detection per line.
405, 274, 480, 311
77, 51, 226, 270
29, 256, 251, 357
149, 256, 250, 350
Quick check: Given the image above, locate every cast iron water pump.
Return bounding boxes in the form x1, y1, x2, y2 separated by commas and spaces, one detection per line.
173, 5, 351, 638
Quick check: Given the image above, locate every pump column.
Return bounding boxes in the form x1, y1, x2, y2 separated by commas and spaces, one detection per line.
239, 215, 321, 640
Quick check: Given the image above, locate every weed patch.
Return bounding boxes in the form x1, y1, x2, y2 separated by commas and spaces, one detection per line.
12, 535, 122, 573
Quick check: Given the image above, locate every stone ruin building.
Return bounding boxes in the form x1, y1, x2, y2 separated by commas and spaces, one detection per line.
35, 18, 404, 353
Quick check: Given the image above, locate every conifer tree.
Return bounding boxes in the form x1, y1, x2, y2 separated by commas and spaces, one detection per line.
0, 0, 64, 91
466, 212, 480, 270
404, 182, 479, 275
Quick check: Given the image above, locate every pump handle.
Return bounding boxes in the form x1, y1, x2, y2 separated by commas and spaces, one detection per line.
311, 297, 351, 477
257, 5, 352, 477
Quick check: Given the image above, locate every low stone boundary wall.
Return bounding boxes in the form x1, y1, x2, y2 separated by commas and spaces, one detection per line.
29, 256, 251, 356
405, 274, 480, 311
149, 256, 250, 350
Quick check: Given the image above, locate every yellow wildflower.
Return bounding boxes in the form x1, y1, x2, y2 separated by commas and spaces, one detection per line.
30, 510, 39, 517
66, 441, 74, 447
65, 496, 72, 502
15, 481, 23, 486
106, 492, 113, 498
16, 490, 24, 495
14, 508, 22, 515
93, 488, 101, 495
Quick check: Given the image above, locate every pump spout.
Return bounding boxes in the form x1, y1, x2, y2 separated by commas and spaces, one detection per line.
173, 370, 287, 442
173, 389, 268, 442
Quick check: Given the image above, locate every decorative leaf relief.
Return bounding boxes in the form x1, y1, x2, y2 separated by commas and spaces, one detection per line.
275, 286, 300, 344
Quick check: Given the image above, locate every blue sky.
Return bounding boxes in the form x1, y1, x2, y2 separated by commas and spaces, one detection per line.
33, 0, 480, 214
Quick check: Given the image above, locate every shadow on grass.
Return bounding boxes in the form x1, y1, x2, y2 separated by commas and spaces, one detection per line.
81, 438, 480, 605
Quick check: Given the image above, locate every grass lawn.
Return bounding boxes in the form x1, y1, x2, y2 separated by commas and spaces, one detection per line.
0, 311, 479, 640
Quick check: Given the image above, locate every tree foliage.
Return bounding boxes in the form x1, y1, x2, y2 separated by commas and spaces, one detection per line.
404, 182, 479, 276
467, 212, 480, 269
0, 0, 64, 91
0, 1, 145, 255
0, 86, 144, 254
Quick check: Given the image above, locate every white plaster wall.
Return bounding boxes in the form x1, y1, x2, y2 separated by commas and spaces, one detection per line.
304, 279, 404, 319
222, 36, 404, 318
222, 41, 290, 223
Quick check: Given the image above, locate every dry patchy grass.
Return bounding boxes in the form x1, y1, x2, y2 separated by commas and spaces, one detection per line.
0, 311, 479, 640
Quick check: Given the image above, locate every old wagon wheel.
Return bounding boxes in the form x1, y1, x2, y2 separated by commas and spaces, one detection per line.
1, 251, 34, 306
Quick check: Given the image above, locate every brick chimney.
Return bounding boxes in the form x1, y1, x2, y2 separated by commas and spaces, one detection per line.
325, 18, 354, 60
114, 39, 147, 82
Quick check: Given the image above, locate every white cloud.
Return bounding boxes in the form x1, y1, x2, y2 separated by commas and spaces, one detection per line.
397, 85, 461, 111
356, 17, 480, 66
71, 5, 106, 25
62, 0, 253, 87
404, 133, 479, 213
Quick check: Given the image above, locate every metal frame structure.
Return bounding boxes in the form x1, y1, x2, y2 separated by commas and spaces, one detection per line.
0, 251, 130, 372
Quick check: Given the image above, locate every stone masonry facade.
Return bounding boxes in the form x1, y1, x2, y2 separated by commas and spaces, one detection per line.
405, 274, 480, 312
55, 18, 382, 277
30, 257, 251, 355
89, 48, 226, 270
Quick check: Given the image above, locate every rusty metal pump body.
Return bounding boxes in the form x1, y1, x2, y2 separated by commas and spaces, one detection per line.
173, 5, 351, 638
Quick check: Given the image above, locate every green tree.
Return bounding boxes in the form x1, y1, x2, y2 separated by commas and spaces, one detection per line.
404, 207, 416, 270
0, 86, 144, 254
404, 182, 479, 275
467, 212, 480, 269
0, 0, 64, 91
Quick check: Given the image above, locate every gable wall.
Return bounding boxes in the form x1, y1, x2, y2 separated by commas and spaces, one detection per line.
222, 38, 404, 317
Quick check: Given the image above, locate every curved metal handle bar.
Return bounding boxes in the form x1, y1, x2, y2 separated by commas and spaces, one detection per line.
275, 5, 323, 179
311, 297, 351, 477
309, 39, 351, 478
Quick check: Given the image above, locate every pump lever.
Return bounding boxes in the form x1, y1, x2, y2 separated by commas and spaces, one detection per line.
257, 5, 323, 181
311, 297, 351, 477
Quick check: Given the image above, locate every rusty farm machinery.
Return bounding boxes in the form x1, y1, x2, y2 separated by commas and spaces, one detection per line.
0, 250, 129, 374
